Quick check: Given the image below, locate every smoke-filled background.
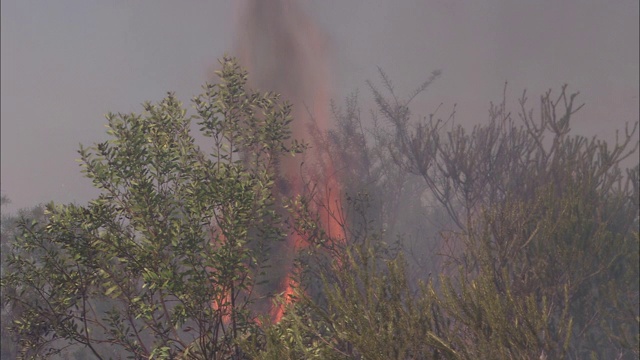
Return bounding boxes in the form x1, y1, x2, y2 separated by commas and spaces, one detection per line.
1, 0, 638, 214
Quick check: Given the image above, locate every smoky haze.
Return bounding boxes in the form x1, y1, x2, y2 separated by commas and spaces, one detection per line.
233, 0, 347, 321
1, 0, 638, 214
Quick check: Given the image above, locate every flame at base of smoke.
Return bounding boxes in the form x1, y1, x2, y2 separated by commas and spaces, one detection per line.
231, 0, 344, 323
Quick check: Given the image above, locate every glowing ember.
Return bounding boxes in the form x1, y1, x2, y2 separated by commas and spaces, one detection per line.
234, 0, 345, 322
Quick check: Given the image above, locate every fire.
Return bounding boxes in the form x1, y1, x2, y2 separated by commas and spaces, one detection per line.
234, 0, 345, 322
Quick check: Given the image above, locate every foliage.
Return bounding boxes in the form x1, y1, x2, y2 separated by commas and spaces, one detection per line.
306, 89, 444, 284
1, 199, 47, 359
371, 79, 639, 359
1, 57, 301, 359
244, 240, 448, 360
249, 78, 638, 359
249, 217, 572, 360
2, 57, 638, 360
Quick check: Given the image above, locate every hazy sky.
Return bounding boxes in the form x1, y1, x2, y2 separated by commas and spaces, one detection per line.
2, 0, 638, 214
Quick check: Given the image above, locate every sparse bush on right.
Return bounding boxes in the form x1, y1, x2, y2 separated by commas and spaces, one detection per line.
384, 81, 639, 359
257, 80, 639, 360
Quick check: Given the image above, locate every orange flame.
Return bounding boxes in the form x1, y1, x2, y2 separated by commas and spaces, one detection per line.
234, 0, 345, 322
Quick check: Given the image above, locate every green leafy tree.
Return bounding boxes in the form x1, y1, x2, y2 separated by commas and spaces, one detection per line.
1, 57, 303, 359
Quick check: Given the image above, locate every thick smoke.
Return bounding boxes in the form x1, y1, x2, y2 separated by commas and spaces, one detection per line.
233, 0, 340, 321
